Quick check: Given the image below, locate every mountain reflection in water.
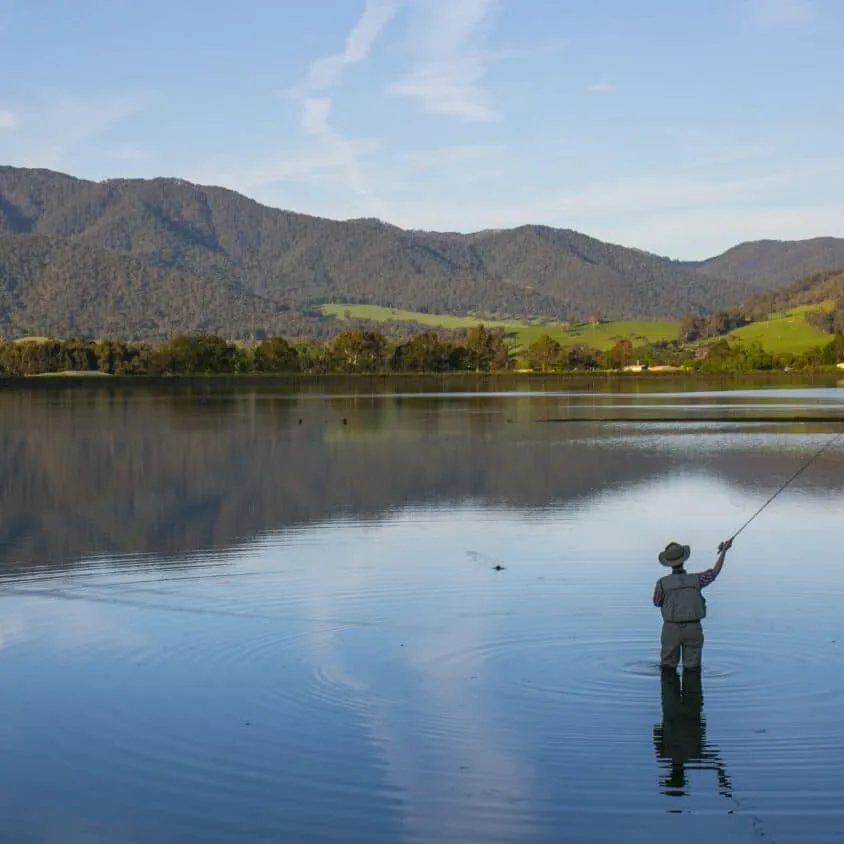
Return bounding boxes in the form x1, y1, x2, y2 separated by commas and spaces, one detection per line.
0, 384, 843, 843
1, 384, 843, 573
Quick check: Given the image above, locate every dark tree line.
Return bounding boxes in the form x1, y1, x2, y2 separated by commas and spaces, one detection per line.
2, 325, 842, 379
805, 305, 844, 335
0, 327, 513, 376
693, 333, 844, 371
678, 311, 750, 342
522, 331, 844, 374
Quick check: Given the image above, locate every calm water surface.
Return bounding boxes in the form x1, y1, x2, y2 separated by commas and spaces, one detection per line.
1, 382, 843, 843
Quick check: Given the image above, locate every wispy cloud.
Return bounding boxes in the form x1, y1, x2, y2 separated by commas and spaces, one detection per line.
0, 108, 19, 129
747, 0, 816, 26
0, 90, 149, 170
588, 82, 615, 94
39, 91, 149, 146
299, 96, 389, 216
283, 0, 398, 218
292, 0, 400, 97
189, 139, 381, 196
389, 0, 499, 122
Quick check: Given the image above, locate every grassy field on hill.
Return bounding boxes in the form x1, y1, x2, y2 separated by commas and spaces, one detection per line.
322, 304, 517, 331
5, 304, 833, 363
323, 302, 835, 356
321, 304, 680, 351
725, 305, 831, 354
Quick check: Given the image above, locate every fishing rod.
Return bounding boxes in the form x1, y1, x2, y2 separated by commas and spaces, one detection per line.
725, 429, 844, 545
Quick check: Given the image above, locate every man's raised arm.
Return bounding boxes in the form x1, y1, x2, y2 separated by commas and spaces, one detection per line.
698, 538, 733, 589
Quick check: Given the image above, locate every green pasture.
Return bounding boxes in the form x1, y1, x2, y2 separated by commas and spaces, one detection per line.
545, 320, 680, 350
320, 304, 680, 351
321, 304, 514, 331
726, 307, 831, 354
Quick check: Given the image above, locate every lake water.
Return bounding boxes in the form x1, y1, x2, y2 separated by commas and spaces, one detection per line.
1, 380, 843, 844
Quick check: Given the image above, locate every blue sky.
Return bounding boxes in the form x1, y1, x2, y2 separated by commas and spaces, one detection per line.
1, 0, 842, 258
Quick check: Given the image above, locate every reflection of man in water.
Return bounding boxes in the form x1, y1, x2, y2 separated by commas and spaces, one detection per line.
653, 669, 732, 798
653, 538, 732, 671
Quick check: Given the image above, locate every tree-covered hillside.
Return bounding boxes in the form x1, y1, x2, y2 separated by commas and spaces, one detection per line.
2, 165, 844, 340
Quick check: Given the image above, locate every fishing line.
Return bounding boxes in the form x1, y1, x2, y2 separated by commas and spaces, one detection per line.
0, 562, 260, 590
0, 568, 287, 608
3, 548, 512, 629
0, 583, 449, 634
55, 567, 274, 590
727, 429, 844, 543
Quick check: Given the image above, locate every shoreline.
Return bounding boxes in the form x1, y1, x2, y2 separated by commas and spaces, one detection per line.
1, 369, 841, 392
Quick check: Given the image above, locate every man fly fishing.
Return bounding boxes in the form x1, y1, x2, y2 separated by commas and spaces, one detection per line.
650, 430, 842, 672
653, 538, 732, 672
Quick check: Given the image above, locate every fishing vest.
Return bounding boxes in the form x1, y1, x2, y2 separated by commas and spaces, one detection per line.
659, 571, 706, 623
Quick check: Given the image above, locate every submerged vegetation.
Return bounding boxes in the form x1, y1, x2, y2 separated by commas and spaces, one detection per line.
0, 323, 842, 378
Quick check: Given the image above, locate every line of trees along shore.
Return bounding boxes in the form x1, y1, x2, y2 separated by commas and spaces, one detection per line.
0, 326, 842, 376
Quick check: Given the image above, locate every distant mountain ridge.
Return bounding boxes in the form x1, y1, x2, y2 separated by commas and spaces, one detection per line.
741, 267, 844, 321
692, 238, 844, 289
1, 164, 843, 340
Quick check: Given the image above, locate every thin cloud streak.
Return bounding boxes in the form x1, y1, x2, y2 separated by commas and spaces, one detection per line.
0, 91, 149, 170
188, 139, 380, 195
284, 0, 397, 219
389, 0, 499, 122
300, 96, 390, 218
291, 0, 400, 97
0, 108, 19, 129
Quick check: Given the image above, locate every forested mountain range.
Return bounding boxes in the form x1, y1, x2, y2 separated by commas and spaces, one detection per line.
1, 165, 843, 340
0, 234, 300, 339
691, 238, 844, 290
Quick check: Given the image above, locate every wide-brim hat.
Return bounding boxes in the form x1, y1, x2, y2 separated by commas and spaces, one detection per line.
659, 541, 690, 567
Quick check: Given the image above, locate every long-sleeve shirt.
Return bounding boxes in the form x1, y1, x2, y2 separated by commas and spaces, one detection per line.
653, 567, 719, 608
